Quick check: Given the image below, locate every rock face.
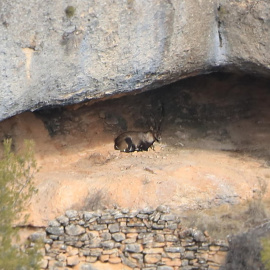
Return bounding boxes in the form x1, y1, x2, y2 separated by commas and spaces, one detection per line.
0, 0, 270, 120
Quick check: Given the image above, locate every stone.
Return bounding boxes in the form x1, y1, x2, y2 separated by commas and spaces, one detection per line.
57, 215, 69, 226
154, 234, 165, 242
143, 219, 152, 229
79, 264, 96, 270
152, 223, 164, 229
184, 251, 195, 260
160, 214, 176, 221
152, 242, 166, 248
101, 232, 112, 241
192, 230, 206, 242
75, 241, 83, 248
139, 207, 155, 215
166, 253, 181, 259
85, 257, 97, 263
80, 249, 90, 256
52, 241, 66, 250
164, 246, 185, 253
90, 224, 107, 231
127, 222, 145, 227
80, 233, 89, 242
131, 253, 144, 260
108, 223, 120, 233
165, 234, 179, 242
181, 259, 189, 266
48, 259, 66, 268
46, 226, 64, 235
126, 233, 138, 239
67, 247, 79, 256
83, 212, 95, 221
65, 210, 78, 220
28, 231, 46, 242
156, 205, 170, 213
144, 254, 162, 264
78, 219, 85, 226
99, 254, 109, 262
40, 258, 48, 269
150, 212, 161, 222
121, 208, 130, 214
67, 255, 80, 266
109, 257, 122, 264
49, 235, 59, 240
89, 248, 103, 257
143, 248, 163, 254
209, 245, 220, 251
57, 253, 67, 262
65, 224, 85, 236
157, 266, 174, 270
112, 232, 125, 242
119, 254, 138, 268
44, 238, 53, 245
98, 219, 115, 224
123, 238, 137, 244
88, 238, 102, 248
125, 243, 143, 253
137, 214, 149, 219
167, 223, 178, 230
49, 219, 61, 227
208, 251, 227, 265
100, 240, 114, 249
163, 258, 182, 267
88, 231, 99, 239
102, 248, 119, 255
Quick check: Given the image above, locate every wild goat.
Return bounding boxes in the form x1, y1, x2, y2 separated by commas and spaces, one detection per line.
114, 100, 164, 153
114, 130, 160, 152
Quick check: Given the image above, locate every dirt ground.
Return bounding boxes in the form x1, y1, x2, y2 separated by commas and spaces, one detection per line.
1, 72, 270, 232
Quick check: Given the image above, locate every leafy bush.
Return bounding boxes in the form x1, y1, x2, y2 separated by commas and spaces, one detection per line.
224, 232, 264, 270
0, 139, 41, 269
261, 237, 270, 270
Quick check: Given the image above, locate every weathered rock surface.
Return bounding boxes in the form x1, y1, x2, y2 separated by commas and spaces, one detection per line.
1, 0, 270, 120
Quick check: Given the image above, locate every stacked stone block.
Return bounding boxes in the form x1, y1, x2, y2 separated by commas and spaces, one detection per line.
32, 206, 229, 270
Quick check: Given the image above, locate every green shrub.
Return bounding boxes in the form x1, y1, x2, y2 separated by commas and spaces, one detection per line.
0, 139, 41, 270
225, 232, 264, 270
65, 6, 76, 18
261, 237, 270, 270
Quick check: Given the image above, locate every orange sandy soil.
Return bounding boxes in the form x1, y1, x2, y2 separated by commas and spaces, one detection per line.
0, 73, 270, 228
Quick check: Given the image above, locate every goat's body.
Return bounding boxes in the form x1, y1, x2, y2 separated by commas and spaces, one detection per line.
114, 131, 158, 152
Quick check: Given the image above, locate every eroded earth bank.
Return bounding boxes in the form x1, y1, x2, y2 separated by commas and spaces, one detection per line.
1, 73, 270, 234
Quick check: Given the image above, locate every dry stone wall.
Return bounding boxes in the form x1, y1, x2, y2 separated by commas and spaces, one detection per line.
32, 206, 229, 270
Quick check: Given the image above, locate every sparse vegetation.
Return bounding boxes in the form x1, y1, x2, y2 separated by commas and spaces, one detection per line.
65, 6, 76, 18
261, 237, 270, 270
82, 189, 111, 211
180, 178, 270, 269
245, 178, 268, 227
224, 232, 264, 270
181, 178, 269, 239
0, 139, 41, 269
